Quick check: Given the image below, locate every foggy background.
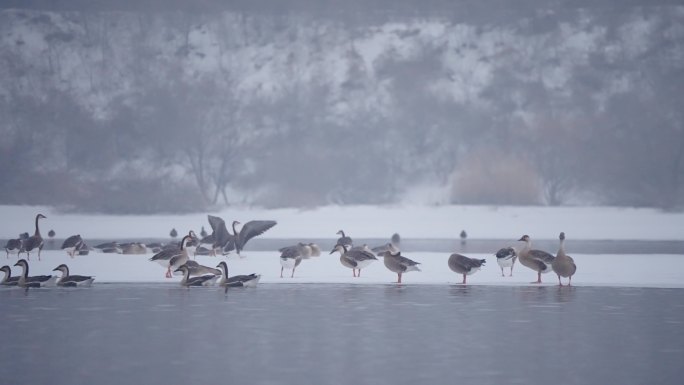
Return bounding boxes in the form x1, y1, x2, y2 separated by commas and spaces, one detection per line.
0, 0, 682, 213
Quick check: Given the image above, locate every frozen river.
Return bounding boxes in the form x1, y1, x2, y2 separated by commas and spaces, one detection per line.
1, 283, 683, 385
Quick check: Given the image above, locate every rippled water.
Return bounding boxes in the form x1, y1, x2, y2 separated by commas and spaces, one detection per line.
1, 284, 683, 385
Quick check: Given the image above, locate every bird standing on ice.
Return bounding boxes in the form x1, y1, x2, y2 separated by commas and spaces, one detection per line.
149, 232, 193, 278
447, 253, 486, 284
517, 235, 555, 284
495, 247, 517, 277
551, 232, 577, 286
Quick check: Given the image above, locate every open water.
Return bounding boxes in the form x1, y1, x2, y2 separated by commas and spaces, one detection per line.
1, 283, 683, 385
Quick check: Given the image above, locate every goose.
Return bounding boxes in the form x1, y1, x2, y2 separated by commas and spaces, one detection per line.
94, 241, 122, 254
61, 235, 85, 257
0, 265, 19, 286
75, 241, 90, 255
517, 235, 555, 284
371, 233, 401, 255
198, 233, 218, 256
552, 232, 577, 286
121, 242, 147, 255
179, 260, 222, 277
13, 259, 57, 287
145, 242, 164, 253
307, 243, 321, 258
200, 226, 208, 238
330, 243, 377, 278
173, 265, 217, 287
184, 233, 200, 257
495, 247, 517, 277
335, 230, 353, 248
4, 238, 23, 258
202, 215, 230, 255
380, 245, 421, 284
278, 243, 309, 278
149, 232, 193, 278
222, 219, 277, 257
448, 253, 486, 284
216, 261, 260, 288
52, 264, 94, 287
22, 213, 46, 261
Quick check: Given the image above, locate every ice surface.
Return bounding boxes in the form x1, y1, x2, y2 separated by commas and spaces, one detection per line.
1, 204, 682, 287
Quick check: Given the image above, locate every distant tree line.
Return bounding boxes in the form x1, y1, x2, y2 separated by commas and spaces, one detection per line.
0, 1, 682, 213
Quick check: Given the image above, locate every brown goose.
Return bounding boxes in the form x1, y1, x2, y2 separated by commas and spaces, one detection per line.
330, 243, 377, 277
0, 265, 19, 286
13, 259, 57, 287
551, 232, 577, 286
4, 238, 23, 258
279, 243, 310, 278
149, 232, 193, 278
380, 244, 421, 283
517, 235, 555, 284
448, 253, 486, 284
223, 219, 277, 257
216, 261, 260, 288
173, 264, 217, 287
22, 214, 46, 261
61, 235, 85, 257
335, 230, 353, 248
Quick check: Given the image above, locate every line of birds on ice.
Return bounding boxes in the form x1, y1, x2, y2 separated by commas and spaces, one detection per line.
2, 213, 577, 289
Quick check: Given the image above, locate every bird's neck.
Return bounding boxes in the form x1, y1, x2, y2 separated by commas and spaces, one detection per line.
34, 216, 41, 236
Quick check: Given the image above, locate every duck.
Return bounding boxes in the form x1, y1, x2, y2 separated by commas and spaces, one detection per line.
551, 232, 577, 286
61, 235, 85, 257
173, 265, 217, 287
170, 228, 178, 238
22, 213, 47, 261
0, 265, 19, 286
278, 243, 309, 278
4, 238, 23, 258
13, 259, 57, 287
380, 245, 421, 283
448, 253, 486, 284
149, 232, 193, 278
460, 230, 467, 244
517, 235, 555, 284
52, 264, 94, 287
495, 247, 517, 277
330, 243, 377, 278
216, 261, 260, 288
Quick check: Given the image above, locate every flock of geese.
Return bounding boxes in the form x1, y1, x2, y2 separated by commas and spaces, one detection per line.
2, 213, 578, 289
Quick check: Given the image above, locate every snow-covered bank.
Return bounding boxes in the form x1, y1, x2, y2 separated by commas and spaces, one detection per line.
1, 204, 683, 241
1, 250, 683, 288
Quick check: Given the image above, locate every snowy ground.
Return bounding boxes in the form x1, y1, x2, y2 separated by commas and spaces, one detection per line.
1, 204, 683, 288
1, 204, 683, 240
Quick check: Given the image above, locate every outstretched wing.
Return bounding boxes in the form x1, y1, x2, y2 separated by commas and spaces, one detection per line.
237, 220, 277, 249
207, 215, 231, 247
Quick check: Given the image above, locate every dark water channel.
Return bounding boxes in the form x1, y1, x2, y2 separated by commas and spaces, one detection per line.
1, 284, 682, 385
